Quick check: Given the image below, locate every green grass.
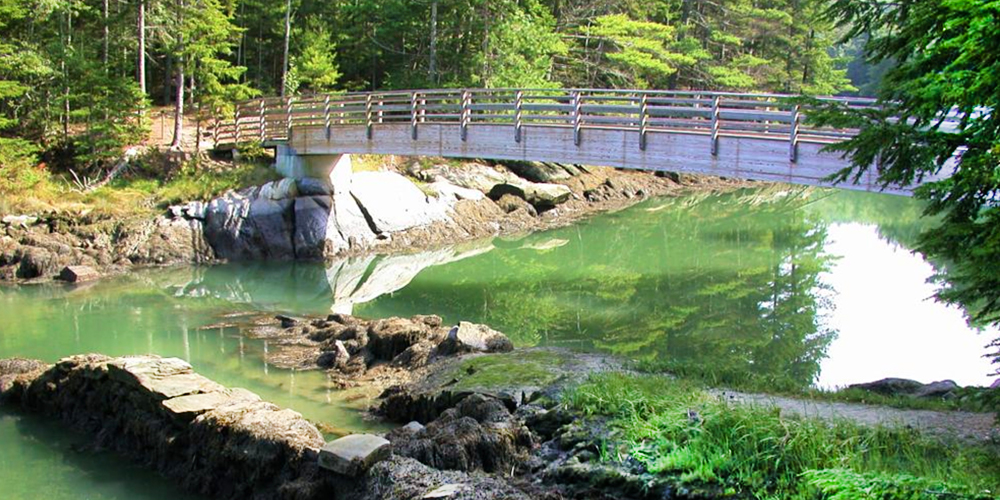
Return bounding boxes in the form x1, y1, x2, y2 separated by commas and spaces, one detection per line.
0, 156, 278, 220
441, 350, 569, 392
564, 372, 1000, 499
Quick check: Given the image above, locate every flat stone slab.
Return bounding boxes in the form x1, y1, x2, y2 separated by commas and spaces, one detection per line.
318, 434, 391, 476
162, 388, 261, 418
423, 484, 466, 498
59, 265, 100, 283
108, 357, 224, 399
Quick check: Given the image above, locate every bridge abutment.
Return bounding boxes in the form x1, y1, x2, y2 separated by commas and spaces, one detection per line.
275, 144, 352, 187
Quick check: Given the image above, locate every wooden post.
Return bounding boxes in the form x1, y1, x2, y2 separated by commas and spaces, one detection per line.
365, 94, 373, 140
789, 104, 800, 163
639, 93, 648, 151
572, 91, 583, 147
377, 98, 384, 124
410, 91, 419, 140
711, 96, 721, 156
419, 97, 427, 123
514, 90, 523, 143
461, 90, 471, 142
285, 96, 293, 140
258, 99, 265, 142
234, 106, 241, 145
324, 94, 331, 140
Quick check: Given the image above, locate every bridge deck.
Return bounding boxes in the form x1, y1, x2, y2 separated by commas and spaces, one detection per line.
211, 88, 924, 195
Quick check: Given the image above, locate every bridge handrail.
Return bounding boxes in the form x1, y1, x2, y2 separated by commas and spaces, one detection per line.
214, 88, 871, 152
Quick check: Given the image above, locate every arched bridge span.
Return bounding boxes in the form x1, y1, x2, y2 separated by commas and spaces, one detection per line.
212, 88, 935, 195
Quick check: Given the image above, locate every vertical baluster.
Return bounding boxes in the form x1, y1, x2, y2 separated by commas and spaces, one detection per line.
365, 94, 373, 140
324, 94, 331, 140
639, 93, 648, 151
514, 90, 523, 143
711, 96, 721, 156
411, 91, 419, 140
234, 106, 241, 145
285, 96, 293, 140
461, 90, 470, 142
789, 104, 800, 163
572, 91, 583, 146
258, 99, 265, 142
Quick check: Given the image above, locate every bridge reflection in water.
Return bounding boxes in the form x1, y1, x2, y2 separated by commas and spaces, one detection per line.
214, 88, 948, 196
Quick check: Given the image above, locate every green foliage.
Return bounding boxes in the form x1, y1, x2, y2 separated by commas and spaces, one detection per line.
155, 160, 280, 205
565, 373, 1000, 498
803, 469, 994, 500
813, 0, 1000, 384
290, 20, 341, 94
0, 138, 47, 196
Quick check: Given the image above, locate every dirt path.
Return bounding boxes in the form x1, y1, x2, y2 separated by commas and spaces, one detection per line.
717, 390, 998, 443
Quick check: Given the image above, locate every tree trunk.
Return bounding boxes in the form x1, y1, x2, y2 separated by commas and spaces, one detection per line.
170, 0, 185, 149
63, 8, 72, 139
280, 0, 292, 97
429, 0, 438, 84
138, 0, 146, 101
102, 0, 109, 70
170, 58, 184, 149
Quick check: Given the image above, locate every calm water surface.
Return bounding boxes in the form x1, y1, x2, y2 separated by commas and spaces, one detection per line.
0, 186, 994, 499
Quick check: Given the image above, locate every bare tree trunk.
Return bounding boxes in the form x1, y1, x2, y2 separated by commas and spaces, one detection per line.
138, 0, 146, 101
170, 58, 184, 149
429, 0, 438, 84
103, 0, 109, 70
280, 0, 292, 97
63, 8, 72, 139
170, 0, 185, 149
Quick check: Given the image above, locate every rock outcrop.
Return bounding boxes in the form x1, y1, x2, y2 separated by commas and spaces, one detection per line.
848, 377, 963, 399
0, 354, 540, 500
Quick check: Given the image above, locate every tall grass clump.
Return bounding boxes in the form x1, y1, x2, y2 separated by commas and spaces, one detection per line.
564, 373, 1000, 499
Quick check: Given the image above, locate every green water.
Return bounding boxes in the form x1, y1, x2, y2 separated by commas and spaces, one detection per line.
0, 186, 995, 499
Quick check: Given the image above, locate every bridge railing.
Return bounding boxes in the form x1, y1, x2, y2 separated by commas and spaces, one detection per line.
213, 88, 874, 156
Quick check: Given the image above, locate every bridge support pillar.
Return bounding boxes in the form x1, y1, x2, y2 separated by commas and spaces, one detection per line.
275, 144, 351, 187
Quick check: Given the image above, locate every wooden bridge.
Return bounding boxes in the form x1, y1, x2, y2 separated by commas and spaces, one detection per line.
212, 88, 929, 195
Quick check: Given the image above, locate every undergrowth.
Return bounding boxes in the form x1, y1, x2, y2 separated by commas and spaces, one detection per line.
634, 359, 998, 414
0, 149, 277, 219
564, 372, 1000, 499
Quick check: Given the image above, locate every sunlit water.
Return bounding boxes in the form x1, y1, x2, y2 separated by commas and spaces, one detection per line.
0, 186, 995, 499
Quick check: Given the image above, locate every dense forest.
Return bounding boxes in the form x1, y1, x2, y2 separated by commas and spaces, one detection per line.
0, 0, 870, 176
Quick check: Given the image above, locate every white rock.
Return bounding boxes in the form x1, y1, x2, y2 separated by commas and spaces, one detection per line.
350, 171, 451, 233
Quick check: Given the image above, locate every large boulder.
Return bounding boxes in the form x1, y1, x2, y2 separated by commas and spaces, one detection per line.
438, 322, 514, 355
350, 171, 451, 234
488, 182, 571, 210
848, 378, 924, 396
387, 394, 533, 473
204, 188, 295, 260
319, 434, 392, 477
914, 380, 959, 398
293, 196, 334, 259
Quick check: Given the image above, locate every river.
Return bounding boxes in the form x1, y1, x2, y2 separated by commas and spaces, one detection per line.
0, 186, 994, 499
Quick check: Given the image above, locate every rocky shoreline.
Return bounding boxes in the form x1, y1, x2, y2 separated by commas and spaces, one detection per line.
0, 157, 750, 284
2, 309, 997, 500
0, 320, 696, 500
